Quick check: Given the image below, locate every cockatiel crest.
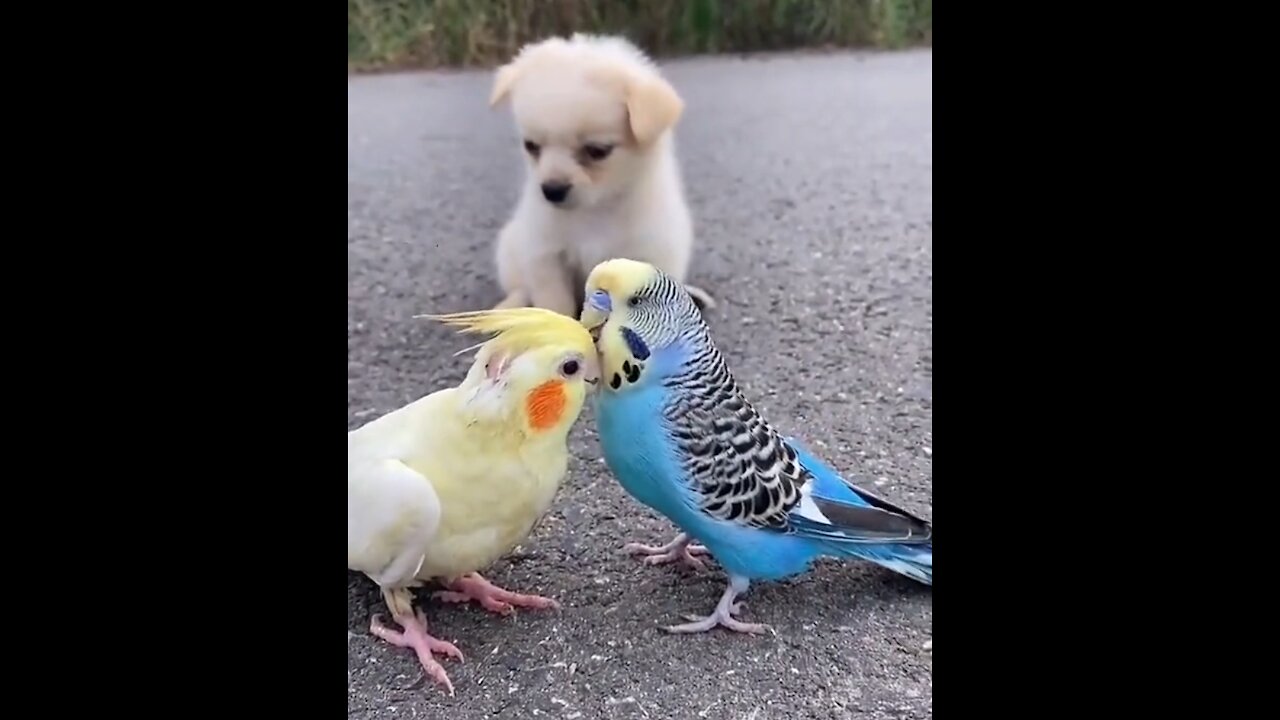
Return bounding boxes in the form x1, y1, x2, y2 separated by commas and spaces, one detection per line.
421, 307, 602, 436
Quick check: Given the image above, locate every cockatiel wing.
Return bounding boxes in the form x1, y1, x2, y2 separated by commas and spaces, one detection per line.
347, 456, 442, 589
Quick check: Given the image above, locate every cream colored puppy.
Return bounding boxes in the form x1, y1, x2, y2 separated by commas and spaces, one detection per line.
488, 33, 714, 317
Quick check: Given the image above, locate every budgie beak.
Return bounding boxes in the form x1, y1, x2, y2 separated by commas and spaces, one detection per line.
580, 289, 612, 341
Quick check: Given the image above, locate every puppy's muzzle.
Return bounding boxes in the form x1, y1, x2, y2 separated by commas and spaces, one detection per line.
541, 181, 572, 205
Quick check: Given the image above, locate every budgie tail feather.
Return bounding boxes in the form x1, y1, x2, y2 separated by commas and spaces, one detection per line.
784, 436, 932, 585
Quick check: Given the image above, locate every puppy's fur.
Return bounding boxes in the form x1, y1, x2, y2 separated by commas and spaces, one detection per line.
488, 33, 714, 317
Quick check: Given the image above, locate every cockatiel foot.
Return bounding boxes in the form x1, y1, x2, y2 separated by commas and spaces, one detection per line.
433, 572, 560, 616
623, 532, 711, 572
369, 609, 464, 695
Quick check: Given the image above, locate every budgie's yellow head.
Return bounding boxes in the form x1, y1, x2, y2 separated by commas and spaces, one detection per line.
424, 307, 600, 437
580, 258, 706, 393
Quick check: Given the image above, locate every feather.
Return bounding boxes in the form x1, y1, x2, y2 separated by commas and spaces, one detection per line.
417, 307, 595, 362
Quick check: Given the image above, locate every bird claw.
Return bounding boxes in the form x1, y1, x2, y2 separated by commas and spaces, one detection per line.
642, 551, 706, 572
664, 610, 773, 636
622, 533, 711, 572
433, 589, 515, 615
681, 603, 745, 622
435, 572, 560, 616
368, 610, 462, 695
662, 579, 772, 635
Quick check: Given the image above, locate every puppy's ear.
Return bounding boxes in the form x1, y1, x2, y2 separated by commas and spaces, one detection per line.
489, 61, 522, 107
625, 76, 684, 145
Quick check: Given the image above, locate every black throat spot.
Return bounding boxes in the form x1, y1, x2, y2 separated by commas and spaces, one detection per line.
621, 326, 650, 360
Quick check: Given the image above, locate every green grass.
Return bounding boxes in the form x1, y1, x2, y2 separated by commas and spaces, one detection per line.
348, 0, 932, 72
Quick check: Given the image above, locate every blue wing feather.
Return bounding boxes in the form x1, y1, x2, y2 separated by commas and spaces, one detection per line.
782, 436, 932, 546
783, 436, 866, 505
781, 436, 932, 585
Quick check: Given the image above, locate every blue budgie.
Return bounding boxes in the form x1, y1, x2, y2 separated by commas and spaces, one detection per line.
579, 258, 932, 634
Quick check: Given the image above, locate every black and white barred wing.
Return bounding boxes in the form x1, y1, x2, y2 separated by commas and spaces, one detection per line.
668, 397, 931, 545
666, 389, 808, 532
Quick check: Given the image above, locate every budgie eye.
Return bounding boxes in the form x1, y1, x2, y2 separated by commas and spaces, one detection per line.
627, 295, 641, 307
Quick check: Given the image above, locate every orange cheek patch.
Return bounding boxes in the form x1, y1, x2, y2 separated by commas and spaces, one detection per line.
525, 380, 567, 431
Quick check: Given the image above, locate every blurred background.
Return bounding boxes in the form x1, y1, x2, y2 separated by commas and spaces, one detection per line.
348, 5, 932, 715
348, 0, 932, 71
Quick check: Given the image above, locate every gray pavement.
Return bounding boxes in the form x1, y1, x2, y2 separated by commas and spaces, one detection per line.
348, 49, 933, 720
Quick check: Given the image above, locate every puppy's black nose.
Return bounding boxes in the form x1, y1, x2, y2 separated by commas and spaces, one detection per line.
541, 182, 571, 204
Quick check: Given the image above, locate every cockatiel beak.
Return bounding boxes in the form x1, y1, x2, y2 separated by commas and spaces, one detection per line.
581, 289, 612, 342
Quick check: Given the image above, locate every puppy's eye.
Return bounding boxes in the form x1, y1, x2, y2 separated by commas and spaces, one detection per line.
560, 359, 580, 377
523, 140, 541, 156
583, 143, 613, 161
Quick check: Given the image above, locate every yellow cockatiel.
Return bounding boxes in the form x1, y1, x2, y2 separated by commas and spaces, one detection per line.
348, 307, 600, 694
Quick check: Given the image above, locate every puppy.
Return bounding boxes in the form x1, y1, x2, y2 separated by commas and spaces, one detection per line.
487, 33, 714, 317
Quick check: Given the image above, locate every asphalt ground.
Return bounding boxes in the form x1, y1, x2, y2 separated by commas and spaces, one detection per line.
348, 48, 932, 720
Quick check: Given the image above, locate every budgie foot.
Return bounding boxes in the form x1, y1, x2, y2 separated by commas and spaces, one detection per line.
623, 532, 711, 572
434, 572, 561, 616
369, 609, 464, 695
662, 575, 774, 636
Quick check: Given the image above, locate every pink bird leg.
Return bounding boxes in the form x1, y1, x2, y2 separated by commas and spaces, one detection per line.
369, 606, 464, 695
433, 572, 560, 615
623, 532, 712, 572
663, 575, 774, 636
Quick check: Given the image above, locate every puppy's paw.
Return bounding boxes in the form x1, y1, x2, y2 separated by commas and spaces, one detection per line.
542, 297, 580, 319
684, 284, 716, 312
492, 289, 529, 310
529, 286, 579, 319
